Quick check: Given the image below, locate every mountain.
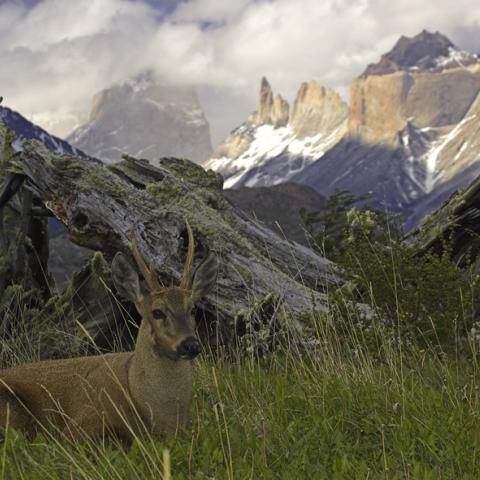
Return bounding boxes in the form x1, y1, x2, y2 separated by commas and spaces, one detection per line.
1, 105, 98, 162
349, 31, 480, 145
207, 31, 480, 229
204, 77, 348, 188
292, 122, 478, 226
295, 31, 480, 227
361, 30, 478, 77
224, 183, 325, 245
68, 73, 213, 164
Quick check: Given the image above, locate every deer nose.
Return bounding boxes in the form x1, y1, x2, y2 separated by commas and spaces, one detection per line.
177, 337, 201, 359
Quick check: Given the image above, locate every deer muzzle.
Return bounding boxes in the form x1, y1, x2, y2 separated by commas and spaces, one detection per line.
176, 336, 201, 359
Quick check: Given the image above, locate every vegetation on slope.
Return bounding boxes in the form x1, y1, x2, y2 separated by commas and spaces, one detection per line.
303, 189, 480, 352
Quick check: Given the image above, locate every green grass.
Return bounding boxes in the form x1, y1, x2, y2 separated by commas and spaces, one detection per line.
1, 207, 480, 478
1, 339, 479, 479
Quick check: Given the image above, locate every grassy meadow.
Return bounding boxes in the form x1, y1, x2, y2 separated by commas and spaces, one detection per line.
0, 303, 479, 479
1, 209, 480, 479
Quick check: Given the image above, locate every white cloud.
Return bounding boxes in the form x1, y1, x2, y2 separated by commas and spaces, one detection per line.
171, 0, 251, 23
0, 0, 154, 50
1, 0, 480, 144
0, 0, 158, 134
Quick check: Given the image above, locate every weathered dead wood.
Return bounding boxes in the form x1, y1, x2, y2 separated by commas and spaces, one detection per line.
4, 139, 342, 347
0, 129, 50, 300
407, 174, 480, 267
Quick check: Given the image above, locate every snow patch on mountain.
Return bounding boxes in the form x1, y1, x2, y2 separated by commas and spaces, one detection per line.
207, 124, 344, 189
422, 114, 477, 191
453, 141, 469, 162
434, 47, 478, 70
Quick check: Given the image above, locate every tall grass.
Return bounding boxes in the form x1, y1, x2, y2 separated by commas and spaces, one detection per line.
0, 297, 479, 479
1, 213, 480, 478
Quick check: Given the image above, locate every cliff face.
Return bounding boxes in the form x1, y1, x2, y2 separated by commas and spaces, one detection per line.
349, 66, 480, 144
68, 73, 213, 164
290, 80, 348, 138
349, 31, 480, 144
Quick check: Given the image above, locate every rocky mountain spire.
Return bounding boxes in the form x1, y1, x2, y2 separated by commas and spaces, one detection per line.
253, 77, 348, 134
272, 94, 289, 127
255, 77, 290, 126
290, 80, 348, 138
258, 76, 274, 124
207, 77, 347, 189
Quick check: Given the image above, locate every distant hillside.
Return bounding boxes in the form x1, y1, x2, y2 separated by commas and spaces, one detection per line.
224, 183, 325, 245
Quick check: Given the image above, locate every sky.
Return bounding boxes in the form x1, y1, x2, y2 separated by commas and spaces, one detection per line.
1, 0, 480, 146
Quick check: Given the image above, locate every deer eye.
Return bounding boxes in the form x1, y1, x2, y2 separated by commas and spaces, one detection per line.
152, 309, 166, 320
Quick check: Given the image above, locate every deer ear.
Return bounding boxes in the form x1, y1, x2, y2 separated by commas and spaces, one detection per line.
112, 252, 144, 304
191, 254, 218, 303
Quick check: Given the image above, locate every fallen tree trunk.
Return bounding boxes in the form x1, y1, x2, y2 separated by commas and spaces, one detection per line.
407, 175, 480, 267
4, 139, 341, 348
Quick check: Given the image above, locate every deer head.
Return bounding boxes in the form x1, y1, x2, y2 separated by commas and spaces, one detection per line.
111, 223, 218, 360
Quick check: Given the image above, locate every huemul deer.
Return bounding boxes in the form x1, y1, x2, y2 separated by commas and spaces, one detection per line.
0, 223, 218, 443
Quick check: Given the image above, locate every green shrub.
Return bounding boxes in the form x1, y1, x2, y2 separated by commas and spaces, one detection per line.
328, 207, 478, 353
302, 190, 479, 353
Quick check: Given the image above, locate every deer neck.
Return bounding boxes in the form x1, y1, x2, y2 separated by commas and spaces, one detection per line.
127, 319, 193, 431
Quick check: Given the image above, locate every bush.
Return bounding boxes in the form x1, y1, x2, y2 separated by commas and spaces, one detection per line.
303, 193, 480, 353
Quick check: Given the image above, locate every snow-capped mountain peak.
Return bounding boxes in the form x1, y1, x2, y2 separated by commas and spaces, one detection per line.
205, 77, 348, 189
362, 30, 479, 77
207, 31, 480, 230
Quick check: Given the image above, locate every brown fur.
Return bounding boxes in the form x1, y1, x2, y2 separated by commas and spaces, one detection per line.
0, 228, 217, 443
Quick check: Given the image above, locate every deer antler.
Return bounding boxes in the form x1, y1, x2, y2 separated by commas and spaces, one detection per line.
179, 221, 194, 290
131, 226, 162, 292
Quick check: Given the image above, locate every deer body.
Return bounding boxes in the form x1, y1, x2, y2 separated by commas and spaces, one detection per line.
0, 225, 218, 442
0, 352, 134, 440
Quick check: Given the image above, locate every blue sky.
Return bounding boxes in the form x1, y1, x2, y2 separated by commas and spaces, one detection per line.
1, 0, 480, 145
